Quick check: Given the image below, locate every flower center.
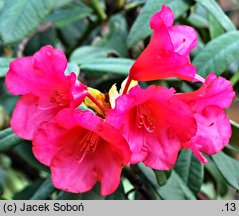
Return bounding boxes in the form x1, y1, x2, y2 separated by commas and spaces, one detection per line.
136, 103, 155, 133
50, 90, 70, 107
76, 131, 99, 163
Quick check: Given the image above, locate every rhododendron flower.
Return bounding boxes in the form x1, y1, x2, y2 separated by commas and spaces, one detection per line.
106, 85, 197, 170
33, 109, 131, 196
6, 45, 88, 140
176, 73, 236, 163
129, 5, 197, 82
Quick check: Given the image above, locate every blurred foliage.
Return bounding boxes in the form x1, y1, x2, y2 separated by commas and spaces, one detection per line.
0, 0, 239, 200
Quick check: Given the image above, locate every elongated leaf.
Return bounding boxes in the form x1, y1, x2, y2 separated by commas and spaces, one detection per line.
96, 15, 128, 57
208, 14, 224, 39
14, 180, 45, 200
195, 0, 236, 32
158, 171, 196, 200
14, 141, 49, 172
0, 58, 13, 78
105, 182, 126, 200
31, 176, 55, 200
70, 46, 117, 65
0, 128, 23, 153
192, 31, 239, 77
127, 0, 191, 48
81, 58, 134, 75
212, 151, 239, 189
57, 191, 83, 200
47, 5, 92, 27
153, 170, 172, 186
174, 149, 204, 193
230, 120, 239, 148
0, 0, 54, 43
205, 158, 228, 196
64, 62, 80, 77
139, 164, 196, 200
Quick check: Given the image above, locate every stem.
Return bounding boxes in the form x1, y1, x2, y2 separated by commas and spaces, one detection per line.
86, 93, 106, 115
122, 77, 132, 94
17, 22, 53, 57
230, 71, 239, 86
91, 0, 107, 21
123, 167, 155, 200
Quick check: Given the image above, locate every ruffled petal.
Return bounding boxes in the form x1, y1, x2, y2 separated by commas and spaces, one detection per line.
32, 45, 67, 81
51, 139, 123, 196
107, 85, 196, 169
11, 94, 59, 140
6, 46, 68, 96
144, 128, 181, 170
176, 73, 235, 110
169, 25, 198, 55
190, 105, 231, 155
33, 109, 131, 195
129, 5, 197, 82
150, 5, 174, 29
33, 122, 68, 166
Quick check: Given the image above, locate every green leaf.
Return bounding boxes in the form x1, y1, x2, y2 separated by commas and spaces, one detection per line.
81, 183, 104, 200
0, 58, 14, 78
30, 176, 55, 200
57, 191, 83, 200
205, 158, 228, 196
208, 14, 224, 39
158, 171, 196, 200
96, 15, 128, 57
212, 151, 239, 189
0, 0, 54, 43
127, 0, 191, 48
81, 58, 134, 75
195, 0, 236, 32
153, 170, 172, 186
230, 120, 239, 149
139, 164, 196, 200
70, 46, 117, 65
192, 31, 239, 77
105, 182, 126, 200
14, 180, 45, 200
0, 128, 23, 153
47, 4, 92, 28
64, 62, 80, 77
14, 141, 49, 172
174, 149, 204, 193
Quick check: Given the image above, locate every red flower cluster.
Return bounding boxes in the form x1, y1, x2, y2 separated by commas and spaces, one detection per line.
5, 5, 235, 195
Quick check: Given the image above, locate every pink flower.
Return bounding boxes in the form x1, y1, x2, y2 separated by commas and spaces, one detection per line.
176, 73, 236, 163
33, 108, 131, 196
129, 5, 197, 82
6, 45, 87, 140
106, 85, 197, 170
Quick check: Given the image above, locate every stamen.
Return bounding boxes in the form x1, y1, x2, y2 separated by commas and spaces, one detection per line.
136, 104, 155, 133
50, 90, 70, 107
77, 131, 99, 163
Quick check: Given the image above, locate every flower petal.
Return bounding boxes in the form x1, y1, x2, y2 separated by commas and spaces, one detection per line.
144, 128, 181, 170
169, 25, 198, 55
107, 85, 196, 170
51, 139, 123, 196
176, 73, 235, 110
33, 109, 131, 195
190, 105, 231, 155
150, 5, 174, 29
129, 5, 196, 82
6, 45, 68, 96
11, 94, 59, 140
